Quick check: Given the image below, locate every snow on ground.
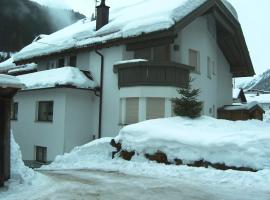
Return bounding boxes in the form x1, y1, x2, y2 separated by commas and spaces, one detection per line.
41, 117, 270, 191
1, 134, 51, 199
116, 116, 270, 170
17, 66, 96, 90
13, 0, 237, 62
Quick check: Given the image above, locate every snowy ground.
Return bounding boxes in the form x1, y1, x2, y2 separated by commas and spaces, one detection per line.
1, 117, 270, 199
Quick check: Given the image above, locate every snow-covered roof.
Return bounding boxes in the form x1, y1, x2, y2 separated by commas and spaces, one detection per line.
223, 102, 263, 111
0, 58, 17, 72
246, 93, 270, 104
17, 67, 96, 90
13, 0, 238, 63
0, 74, 25, 89
8, 63, 37, 75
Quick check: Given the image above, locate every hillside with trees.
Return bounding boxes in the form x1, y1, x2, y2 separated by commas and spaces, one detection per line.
0, 0, 85, 53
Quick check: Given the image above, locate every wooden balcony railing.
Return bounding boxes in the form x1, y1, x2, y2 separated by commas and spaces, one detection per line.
114, 61, 193, 88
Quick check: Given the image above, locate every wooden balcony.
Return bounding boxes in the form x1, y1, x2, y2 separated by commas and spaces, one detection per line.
114, 61, 193, 88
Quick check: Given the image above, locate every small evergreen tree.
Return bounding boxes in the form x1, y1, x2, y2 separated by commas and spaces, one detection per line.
172, 78, 203, 118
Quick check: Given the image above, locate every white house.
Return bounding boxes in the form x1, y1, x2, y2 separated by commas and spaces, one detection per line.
1, 0, 254, 165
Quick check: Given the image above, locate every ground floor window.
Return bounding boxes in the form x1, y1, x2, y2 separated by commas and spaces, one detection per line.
146, 98, 165, 120
35, 146, 47, 163
11, 102, 18, 120
37, 101, 54, 122
125, 98, 139, 124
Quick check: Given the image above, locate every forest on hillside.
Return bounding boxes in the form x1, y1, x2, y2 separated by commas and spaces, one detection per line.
0, 0, 85, 52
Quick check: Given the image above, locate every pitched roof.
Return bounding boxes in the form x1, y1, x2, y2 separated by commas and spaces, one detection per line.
13, 0, 233, 61
12, 0, 254, 77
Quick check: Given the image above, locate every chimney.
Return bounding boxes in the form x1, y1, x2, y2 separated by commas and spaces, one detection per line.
96, 0, 110, 31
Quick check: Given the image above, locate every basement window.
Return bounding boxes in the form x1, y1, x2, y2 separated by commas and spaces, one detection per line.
11, 102, 18, 120
37, 101, 54, 122
35, 146, 47, 163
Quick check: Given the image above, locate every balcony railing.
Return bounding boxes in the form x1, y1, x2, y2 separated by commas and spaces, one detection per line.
114, 61, 193, 88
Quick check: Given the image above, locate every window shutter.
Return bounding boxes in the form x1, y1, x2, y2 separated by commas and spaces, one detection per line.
125, 98, 139, 124
146, 98, 165, 120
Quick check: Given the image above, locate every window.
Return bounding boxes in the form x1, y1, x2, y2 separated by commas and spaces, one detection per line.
69, 55, 77, 67
207, 56, 211, 79
58, 58, 65, 68
11, 102, 18, 120
37, 101, 53, 122
146, 98, 165, 120
135, 48, 152, 60
35, 146, 47, 163
134, 45, 170, 61
47, 61, 56, 70
125, 98, 139, 124
189, 49, 200, 73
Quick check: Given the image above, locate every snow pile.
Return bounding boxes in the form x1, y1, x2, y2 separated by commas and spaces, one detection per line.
42, 131, 270, 192
264, 110, 270, 123
10, 134, 36, 184
42, 138, 114, 170
115, 117, 270, 170
18, 67, 96, 90
114, 59, 148, 65
13, 0, 237, 62
0, 74, 25, 89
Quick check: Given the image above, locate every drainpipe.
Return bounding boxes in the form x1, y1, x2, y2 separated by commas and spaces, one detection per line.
95, 50, 104, 139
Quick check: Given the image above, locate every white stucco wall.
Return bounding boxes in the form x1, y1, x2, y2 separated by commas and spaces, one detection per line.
89, 46, 125, 137
171, 15, 232, 116
11, 89, 66, 162
63, 89, 99, 152
11, 88, 97, 162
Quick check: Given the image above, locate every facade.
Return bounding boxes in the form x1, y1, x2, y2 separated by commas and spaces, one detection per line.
2, 0, 255, 164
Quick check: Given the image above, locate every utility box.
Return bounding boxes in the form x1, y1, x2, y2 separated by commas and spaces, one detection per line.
0, 75, 24, 187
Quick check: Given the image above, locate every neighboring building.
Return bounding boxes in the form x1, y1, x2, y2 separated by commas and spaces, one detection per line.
218, 102, 265, 121
246, 93, 270, 111
0, 0, 255, 164
233, 88, 247, 103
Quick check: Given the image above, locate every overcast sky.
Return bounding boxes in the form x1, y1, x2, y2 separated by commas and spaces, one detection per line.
31, 0, 270, 77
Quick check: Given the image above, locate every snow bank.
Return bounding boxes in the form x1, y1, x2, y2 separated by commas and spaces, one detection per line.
10, 133, 36, 184
13, 0, 237, 62
115, 116, 270, 170
42, 134, 270, 191
42, 138, 114, 170
18, 67, 96, 90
